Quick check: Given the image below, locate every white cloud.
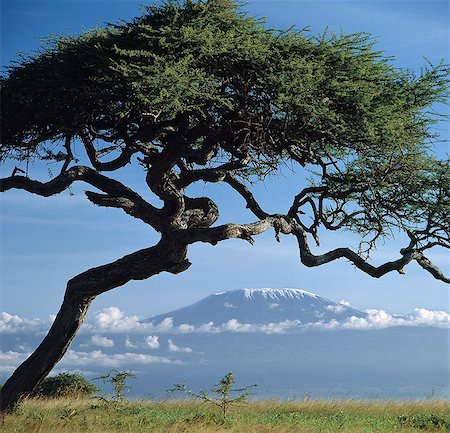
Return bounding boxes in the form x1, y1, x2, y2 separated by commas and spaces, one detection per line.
197, 321, 216, 332
312, 308, 450, 331
62, 350, 181, 367
4, 304, 448, 343
0, 350, 29, 363
168, 339, 192, 353
221, 319, 302, 334
158, 317, 174, 331
0, 312, 52, 334
259, 320, 302, 334
167, 307, 450, 334
325, 304, 345, 314
172, 319, 304, 335
17, 343, 32, 352
0, 365, 19, 374
178, 324, 195, 333
89, 308, 174, 333
145, 335, 160, 349
407, 308, 450, 326
224, 303, 235, 308
222, 319, 252, 332
92, 307, 143, 333
125, 337, 136, 348
269, 303, 280, 309
90, 335, 114, 348
0, 348, 182, 376
0, 350, 30, 374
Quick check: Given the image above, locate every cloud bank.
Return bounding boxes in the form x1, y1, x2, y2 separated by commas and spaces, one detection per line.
1, 306, 449, 338
0, 351, 30, 373
63, 350, 180, 367
0, 312, 54, 334
1, 306, 447, 380
90, 335, 114, 348
0, 348, 182, 375
311, 308, 450, 331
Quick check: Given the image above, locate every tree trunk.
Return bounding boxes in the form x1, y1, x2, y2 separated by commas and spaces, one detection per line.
0, 291, 93, 412
0, 240, 190, 413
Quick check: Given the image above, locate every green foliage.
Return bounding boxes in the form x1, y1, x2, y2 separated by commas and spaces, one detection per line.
1, 0, 448, 257
2, 0, 447, 164
171, 372, 257, 418
31, 372, 99, 399
95, 370, 136, 401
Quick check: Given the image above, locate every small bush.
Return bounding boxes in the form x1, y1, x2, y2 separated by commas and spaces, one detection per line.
32, 372, 99, 399
170, 372, 257, 419
95, 369, 136, 401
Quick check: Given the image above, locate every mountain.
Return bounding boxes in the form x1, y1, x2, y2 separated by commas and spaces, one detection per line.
143, 288, 366, 326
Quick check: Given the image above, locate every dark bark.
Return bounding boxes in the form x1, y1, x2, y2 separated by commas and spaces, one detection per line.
0, 167, 161, 230
79, 130, 137, 171
0, 292, 93, 412
1, 135, 448, 414
176, 217, 450, 283
0, 240, 190, 412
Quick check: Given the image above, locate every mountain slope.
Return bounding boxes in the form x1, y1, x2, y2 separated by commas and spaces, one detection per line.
144, 288, 366, 326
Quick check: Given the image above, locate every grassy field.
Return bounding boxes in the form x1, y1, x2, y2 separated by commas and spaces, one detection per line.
2, 398, 449, 433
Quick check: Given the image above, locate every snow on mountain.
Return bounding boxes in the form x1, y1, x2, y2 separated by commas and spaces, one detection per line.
143, 288, 366, 327
242, 288, 319, 300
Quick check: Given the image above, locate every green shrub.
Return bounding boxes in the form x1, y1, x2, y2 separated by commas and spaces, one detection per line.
32, 372, 99, 399
95, 369, 136, 401
170, 372, 257, 419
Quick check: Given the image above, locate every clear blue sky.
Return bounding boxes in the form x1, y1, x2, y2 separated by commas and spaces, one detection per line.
1, 0, 449, 319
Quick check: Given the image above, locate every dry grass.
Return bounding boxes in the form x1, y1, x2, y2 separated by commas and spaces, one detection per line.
2, 397, 449, 433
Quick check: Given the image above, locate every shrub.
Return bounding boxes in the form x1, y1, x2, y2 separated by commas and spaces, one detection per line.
32, 372, 99, 399
170, 372, 257, 419
95, 370, 136, 401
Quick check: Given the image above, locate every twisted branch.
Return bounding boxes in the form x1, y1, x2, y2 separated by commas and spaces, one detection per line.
223, 174, 269, 219
79, 130, 136, 171
175, 214, 450, 283
0, 166, 162, 230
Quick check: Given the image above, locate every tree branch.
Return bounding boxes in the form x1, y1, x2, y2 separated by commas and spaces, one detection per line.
175, 217, 279, 245
288, 186, 326, 218
292, 222, 450, 283
223, 174, 269, 219
60, 134, 74, 174
176, 214, 450, 283
415, 253, 450, 283
79, 130, 136, 171
175, 160, 247, 189
84, 191, 159, 227
66, 239, 191, 297
0, 166, 162, 230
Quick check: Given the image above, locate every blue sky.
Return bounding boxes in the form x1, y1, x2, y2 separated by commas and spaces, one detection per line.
1, 0, 449, 320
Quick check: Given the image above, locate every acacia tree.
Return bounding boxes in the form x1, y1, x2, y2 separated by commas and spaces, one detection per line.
0, 0, 449, 412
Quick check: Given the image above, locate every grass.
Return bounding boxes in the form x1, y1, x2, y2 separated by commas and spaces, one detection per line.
2, 397, 449, 433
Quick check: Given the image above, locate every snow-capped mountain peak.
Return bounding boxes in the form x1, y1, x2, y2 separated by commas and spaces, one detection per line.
242, 288, 319, 300
144, 288, 365, 327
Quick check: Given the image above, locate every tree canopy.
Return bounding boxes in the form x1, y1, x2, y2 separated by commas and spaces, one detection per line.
0, 0, 449, 412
